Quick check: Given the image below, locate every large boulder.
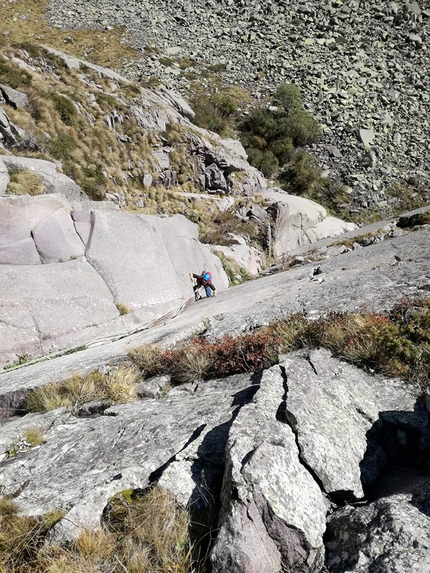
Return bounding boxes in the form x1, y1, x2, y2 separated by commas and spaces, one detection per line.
209, 243, 264, 276
281, 349, 420, 499
262, 188, 356, 256
325, 491, 430, 572
32, 208, 85, 263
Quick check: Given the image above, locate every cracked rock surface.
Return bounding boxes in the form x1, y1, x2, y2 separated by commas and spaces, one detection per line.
1, 349, 428, 571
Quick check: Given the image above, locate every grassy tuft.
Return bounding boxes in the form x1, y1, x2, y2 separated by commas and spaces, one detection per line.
1, 486, 200, 573
6, 169, 47, 196
116, 302, 132, 315
26, 364, 140, 413
0, 500, 65, 572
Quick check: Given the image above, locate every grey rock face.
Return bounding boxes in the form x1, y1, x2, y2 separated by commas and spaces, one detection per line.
0, 373, 255, 540
0, 195, 229, 366
85, 211, 228, 321
0, 107, 20, 147
326, 492, 430, 572
281, 349, 419, 499
211, 365, 327, 573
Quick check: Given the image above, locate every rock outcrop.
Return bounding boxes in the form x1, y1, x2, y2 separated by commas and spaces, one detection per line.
262, 188, 357, 255
0, 349, 428, 572
0, 194, 228, 367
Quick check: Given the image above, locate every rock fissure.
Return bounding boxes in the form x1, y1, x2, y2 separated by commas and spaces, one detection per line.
30, 230, 44, 264
278, 366, 330, 501
148, 422, 207, 484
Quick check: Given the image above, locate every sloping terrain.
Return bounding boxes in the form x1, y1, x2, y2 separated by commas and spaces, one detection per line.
45, 0, 430, 210
0, 226, 429, 572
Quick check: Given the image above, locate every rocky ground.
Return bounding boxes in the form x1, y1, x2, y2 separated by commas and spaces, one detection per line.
45, 0, 430, 210
1, 225, 430, 572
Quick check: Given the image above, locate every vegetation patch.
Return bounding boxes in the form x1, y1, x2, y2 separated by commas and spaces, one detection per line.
129, 297, 430, 387
6, 169, 46, 196
0, 498, 65, 572
116, 302, 132, 315
0, 486, 200, 573
7, 428, 44, 458
26, 364, 140, 413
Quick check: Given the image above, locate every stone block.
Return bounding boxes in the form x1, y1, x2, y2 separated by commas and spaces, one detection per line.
71, 210, 94, 247
32, 208, 85, 263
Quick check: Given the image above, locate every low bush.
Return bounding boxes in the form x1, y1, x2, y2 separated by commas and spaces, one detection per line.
191, 92, 239, 137
279, 150, 322, 195
198, 210, 260, 247
129, 298, 430, 387
26, 364, 140, 413
50, 93, 76, 125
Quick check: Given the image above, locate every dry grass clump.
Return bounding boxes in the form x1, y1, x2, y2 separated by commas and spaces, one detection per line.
116, 302, 132, 315
129, 297, 430, 387
6, 169, 47, 196
0, 487, 198, 573
26, 364, 140, 413
7, 428, 45, 458
0, 498, 65, 573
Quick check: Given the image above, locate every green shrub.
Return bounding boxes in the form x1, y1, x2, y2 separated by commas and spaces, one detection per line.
199, 211, 260, 247
50, 93, 76, 125
280, 150, 322, 195
0, 56, 32, 89
239, 82, 321, 177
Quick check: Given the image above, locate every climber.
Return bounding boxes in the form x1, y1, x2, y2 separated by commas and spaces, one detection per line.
190, 270, 217, 300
